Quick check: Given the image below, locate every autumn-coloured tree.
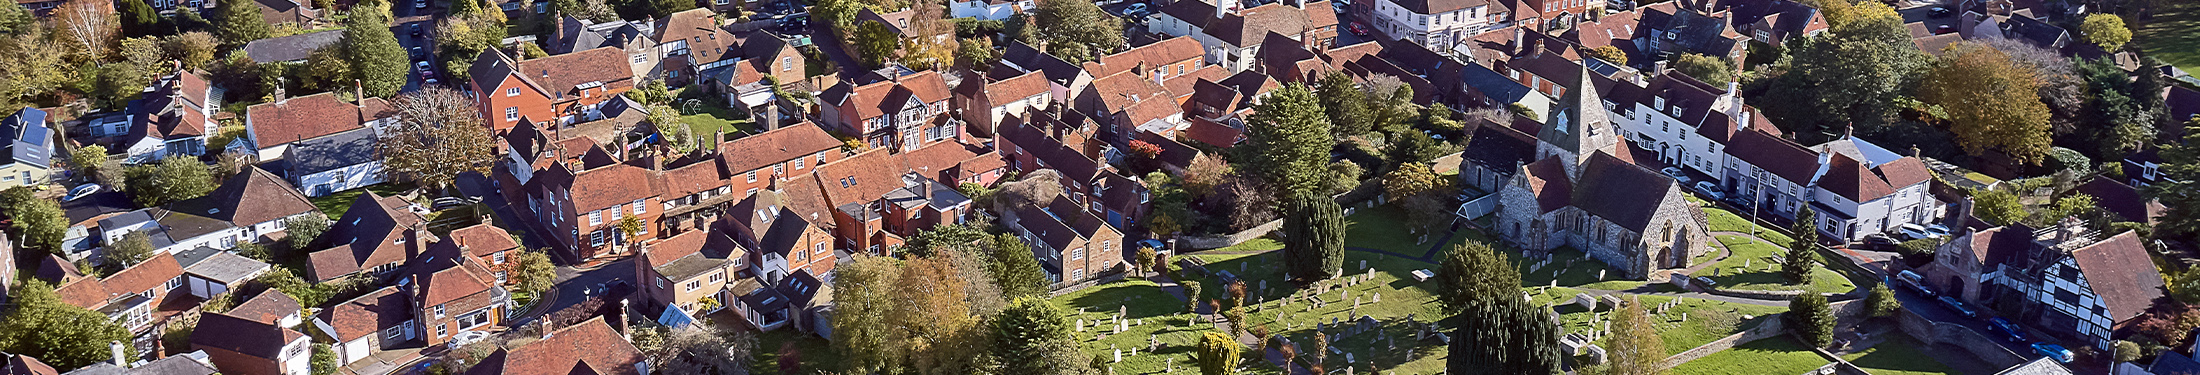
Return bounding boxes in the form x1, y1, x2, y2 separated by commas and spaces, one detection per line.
51, 0, 115, 59
830, 256, 902, 373
1919, 41, 2052, 165
891, 254, 986, 375
896, 1, 957, 70
1182, 153, 1228, 199
1384, 162, 1438, 200
1585, 45, 1627, 65
1606, 296, 1666, 375
378, 87, 497, 191
2080, 13, 2132, 51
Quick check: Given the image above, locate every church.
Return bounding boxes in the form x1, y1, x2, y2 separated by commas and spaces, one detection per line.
1491, 63, 1712, 280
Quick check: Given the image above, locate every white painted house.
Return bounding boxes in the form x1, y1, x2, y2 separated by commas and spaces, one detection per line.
282, 128, 386, 197
1148, 0, 1337, 73
1365, 0, 1495, 52
950, 0, 1029, 20
1806, 137, 1941, 242
119, 69, 222, 164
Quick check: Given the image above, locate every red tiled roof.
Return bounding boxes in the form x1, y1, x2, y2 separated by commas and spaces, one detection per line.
55, 277, 112, 310
2070, 231, 2165, 322
466, 318, 644, 375
717, 124, 841, 174
1821, 154, 1893, 202
228, 290, 301, 325
319, 287, 408, 342
247, 92, 372, 147
1183, 117, 1242, 148
984, 71, 1051, 104
1522, 157, 1571, 212
813, 149, 910, 208
1086, 36, 1204, 77
5, 353, 60, 375
656, 157, 727, 198
645, 230, 711, 269
898, 141, 984, 178
570, 164, 658, 213
515, 47, 634, 98
448, 224, 521, 257
1874, 157, 1933, 189
103, 253, 183, 297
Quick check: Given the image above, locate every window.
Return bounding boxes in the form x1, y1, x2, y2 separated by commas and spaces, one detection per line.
782, 56, 794, 71
506, 87, 521, 97
385, 326, 403, 340
816, 153, 827, 165
434, 305, 446, 319
436, 324, 448, 338
774, 164, 784, 176
709, 271, 725, 282
495, 271, 507, 283
457, 311, 490, 330
1072, 247, 1085, 260
1072, 269, 1085, 280
746, 188, 758, 196
165, 276, 182, 290
590, 210, 602, 225
505, 107, 519, 121
685, 280, 701, 291
492, 252, 506, 264
747, 171, 758, 183
632, 54, 648, 64
816, 242, 828, 255
794, 158, 805, 170
633, 199, 647, 215
591, 231, 605, 246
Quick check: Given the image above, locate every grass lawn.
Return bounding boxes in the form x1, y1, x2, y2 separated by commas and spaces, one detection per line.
2138, 0, 2200, 73
309, 183, 413, 217
682, 105, 756, 141
1513, 246, 1655, 291
745, 320, 836, 374
1532, 288, 1784, 356
1669, 335, 1829, 375
1343, 205, 1455, 258
1840, 332, 1961, 375
1691, 236, 1855, 294
1702, 205, 1794, 246
1211, 249, 1448, 374
1053, 280, 1219, 375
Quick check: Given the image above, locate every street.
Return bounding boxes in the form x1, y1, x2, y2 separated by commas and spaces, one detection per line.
1889, 285, 2053, 366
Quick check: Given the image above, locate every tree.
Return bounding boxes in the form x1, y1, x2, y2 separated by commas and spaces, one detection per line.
107, 231, 155, 266
992, 298, 1092, 375
67, 145, 113, 185
957, 37, 998, 69
235, 241, 271, 261
1135, 245, 1157, 276
1384, 163, 1439, 200
896, 1, 957, 70
1789, 208, 1820, 255
1280, 195, 1345, 282
1585, 45, 1627, 65
2114, 340, 2142, 363
1781, 228, 1818, 284
1985, 37, 2082, 137
125, 157, 216, 207
1919, 42, 2052, 164
1317, 72, 1372, 137
2158, 117, 2200, 238
1197, 331, 1239, 375
1972, 188, 2026, 226
0, 280, 139, 370
432, 14, 505, 80
1030, 0, 1121, 63
906, 223, 989, 258
1447, 298, 1562, 375
1787, 293, 1835, 348
1866, 283, 1900, 318
513, 249, 556, 295
1435, 240, 1518, 313
2080, 14, 2132, 51
95, 37, 167, 108
52, 0, 116, 58
0, 28, 73, 108
812, 0, 866, 35
119, 0, 160, 37
990, 233, 1049, 300
342, 9, 409, 98
1246, 83, 1334, 199
379, 87, 496, 191
0, 187, 65, 253
166, 32, 219, 70
284, 213, 329, 249
851, 20, 898, 69
311, 343, 338, 375
0, 0, 30, 35
1181, 280, 1202, 312
644, 104, 699, 153
830, 255, 902, 374
634, 324, 755, 374
1362, 75, 1419, 133
1671, 53, 1733, 84
1607, 296, 1665, 375
1182, 154, 1228, 199
1758, 1, 1925, 142
890, 254, 986, 375
215, 0, 271, 47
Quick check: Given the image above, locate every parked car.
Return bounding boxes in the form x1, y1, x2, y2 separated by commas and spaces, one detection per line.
1988, 317, 2030, 343
1855, 234, 1900, 251
409, 24, 422, 38
1123, 3, 1147, 15
1925, 224, 1951, 238
2033, 343, 2074, 363
1928, 6, 1952, 17
64, 184, 100, 202
448, 331, 491, 349
1896, 270, 1935, 297
1899, 224, 1935, 240
1137, 239, 1167, 252
1348, 22, 1369, 36
1938, 296, 1977, 318
1692, 181, 1724, 201
1661, 167, 1690, 183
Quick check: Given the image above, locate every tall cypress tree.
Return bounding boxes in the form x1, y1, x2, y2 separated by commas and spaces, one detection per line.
1784, 209, 1821, 284
1282, 195, 1345, 282
1449, 299, 1562, 375
214, 0, 271, 47
119, 0, 162, 37
341, 7, 408, 98
1247, 83, 1336, 200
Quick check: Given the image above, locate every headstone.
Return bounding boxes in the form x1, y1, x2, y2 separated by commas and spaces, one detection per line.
1373, 292, 1381, 303
1121, 305, 1128, 317
1166, 358, 1172, 373
1346, 352, 1355, 364
1113, 345, 1121, 363
1077, 319, 1086, 332
1582, 344, 1607, 364
1360, 259, 1368, 270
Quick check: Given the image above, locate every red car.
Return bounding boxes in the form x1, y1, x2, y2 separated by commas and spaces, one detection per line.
1348, 22, 1369, 36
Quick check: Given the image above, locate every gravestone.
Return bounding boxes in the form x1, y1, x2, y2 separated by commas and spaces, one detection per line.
1582, 344, 1607, 365
1077, 319, 1085, 332
1359, 260, 1367, 270
1573, 294, 1598, 311
1113, 345, 1120, 362
1373, 292, 1381, 303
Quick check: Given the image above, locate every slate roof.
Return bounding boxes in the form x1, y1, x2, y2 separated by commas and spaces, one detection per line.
1461, 118, 1538, 172
2067, 231, 2164, 322
242, 30, 344, 63
465, 318, 645, 375
168, 166, 316, 227
1571, 152, 1680, 229
285, 127, 379, 176
995, 41, 1088, 86
1392, 0, 1487, 15
2076, 178, 2165, 224
191, 312, 304, 360
1726, 129, 1817, 184
2169, 86, 2200, 127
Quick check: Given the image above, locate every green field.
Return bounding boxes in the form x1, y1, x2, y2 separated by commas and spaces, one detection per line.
1669, 335, 1830, 375
1692, 236, 1856, 294
308, 183, 413, 218
1839, 332, 1962, 375
2138, 0, 2200, 73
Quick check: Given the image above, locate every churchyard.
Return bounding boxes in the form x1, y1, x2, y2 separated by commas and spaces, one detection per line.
1689, 235, 1859, 294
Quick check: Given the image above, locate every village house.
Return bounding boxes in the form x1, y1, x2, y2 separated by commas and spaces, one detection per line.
468, 47, 637, 131
404, 246, 509, 348
315, 287, 414, 366
52, 253, 186, 336
281, 127, 385, 197
176, 247, 272, 299
719, 190, 836, 336
552, 16, 660, 79
816, 71, 964, 152
168, 166, 321, 245
237, 89, 396, 162
650, 155, 734, 238
1806, 137, 1941, 242
1004, 194, 1125, 283
899, 140, 1008, 188
951, 70, 1052, 138
713, 124, 843, 199
305, 192, 429, 282
110, 68, 222, 164
1361, 0, 1498, 52
991, 42, 1095, 108
1928, 224, 2164, 350
515, 160, 665, 263
1721, 128, 1818, 221
0, 108, 56, 190
445, 224, 523, 286
191, 311, 312, 375
634, 228, 748, 326
1149, 0, 1338, 73
463, 317, 647, 375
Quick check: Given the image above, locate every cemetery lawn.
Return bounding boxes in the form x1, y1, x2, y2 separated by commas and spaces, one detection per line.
1669, 335, 1829, 375
1054, 280, 1215, 375
1703, 205, 1794, 246
1532, 288, 1785, 355
1839, 332, 1961, 375
1342, 205, 1456, 258
1692, 235, 1855, 295
1512, 246, 1654, 292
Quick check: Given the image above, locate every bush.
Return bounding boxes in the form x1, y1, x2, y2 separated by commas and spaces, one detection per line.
1897, 238, 1939, 259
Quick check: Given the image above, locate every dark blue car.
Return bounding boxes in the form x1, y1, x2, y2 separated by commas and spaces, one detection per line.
1988, 317, 2029, 343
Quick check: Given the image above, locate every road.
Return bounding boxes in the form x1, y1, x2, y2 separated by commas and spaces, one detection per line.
393, 1, 444, 92
1889, 285, 2050, 364
507, 258, 639, 327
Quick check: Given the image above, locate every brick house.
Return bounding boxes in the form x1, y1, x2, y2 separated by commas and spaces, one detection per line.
1005, 195, 1124, 283
653, 9, 738, 86
808, 149, 913, 255
714, 124, 844, 199
446, 224, 523, 286
315, 286, 414, 366
951, 70, 1051, 138
633, 228, 746, 324
518, 162, 664, 262
238, 90, 397, 162
468, 47, 636, 131
653, 156, 736, 238
192, 312, 312, 375
996, 113, 1109, 210
52, 252, 186, 335
305, 192, 428, 282
404, 251, 508, 348
899, 140, 1008, 188
464, 317, 645, 375
816, 71, 964, 152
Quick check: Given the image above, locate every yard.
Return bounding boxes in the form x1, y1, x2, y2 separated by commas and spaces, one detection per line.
1668, 335, 1830, 375
308, 183, 413, 217
2138, 0, 2200, 73
680, 105, 756, 142
1690, 235, 1857, 295
1839, 332, 1962, 375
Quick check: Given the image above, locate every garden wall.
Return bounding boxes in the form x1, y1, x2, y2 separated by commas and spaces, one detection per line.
1659, 300, 1867, 369
1892, 306, 2026, 369
1178, 219, 1283, 250
1045, 268, 1130, 297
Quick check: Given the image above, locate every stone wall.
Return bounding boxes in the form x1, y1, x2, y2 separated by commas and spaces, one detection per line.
1046, 268, 1130, 297
1178, 219, 1284, 250
1892, 305, 2027, 369
1658, 300, 1867, 369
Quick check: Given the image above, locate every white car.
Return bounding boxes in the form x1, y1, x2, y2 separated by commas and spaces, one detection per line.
1123, 3, 1147, 15
415, 0, 428, 9
64, 184, 100, 201
447, 330, 491, 349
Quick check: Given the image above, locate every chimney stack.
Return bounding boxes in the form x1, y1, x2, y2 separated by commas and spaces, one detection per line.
355, 79, 366, 107
111, 341, 127, 367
